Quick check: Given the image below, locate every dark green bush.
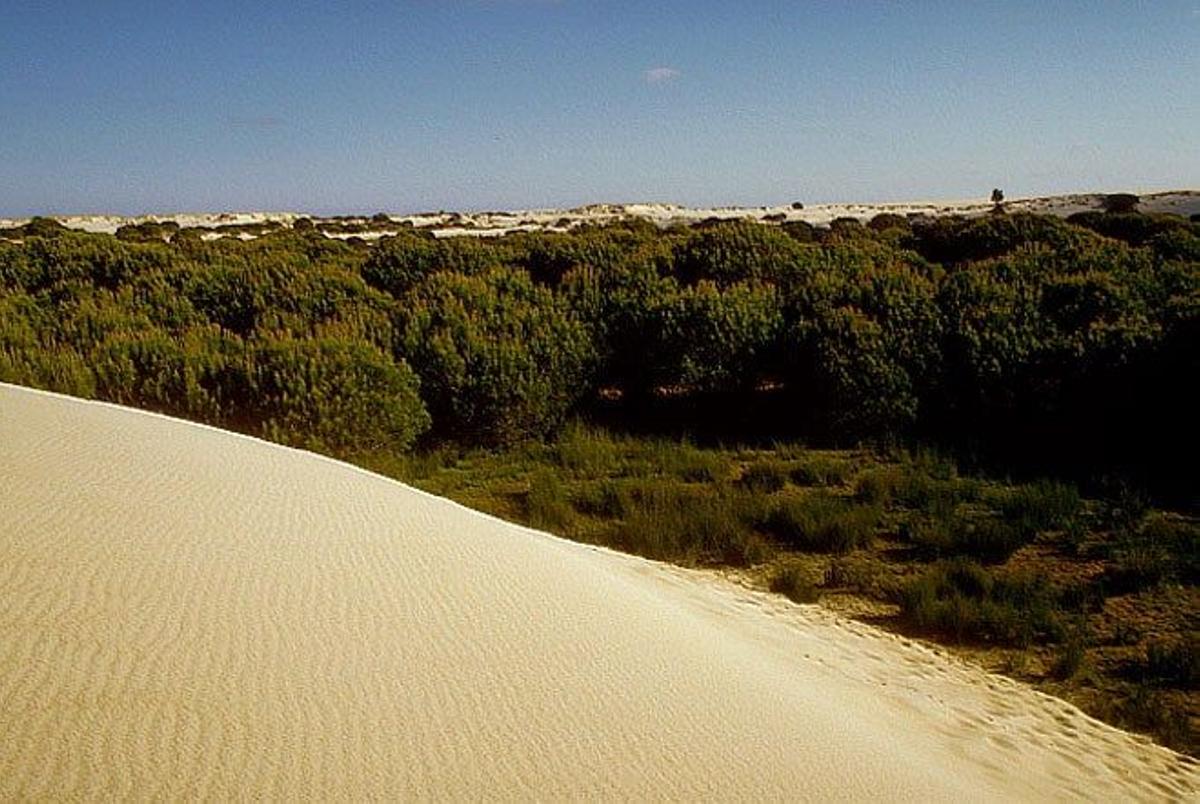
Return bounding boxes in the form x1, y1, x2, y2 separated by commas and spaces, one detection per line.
252, 337, 430, 453
362, 233, 501, 296
673, 220, 807, 286
397, 268, 596, 444
1102, 193, 1140, 214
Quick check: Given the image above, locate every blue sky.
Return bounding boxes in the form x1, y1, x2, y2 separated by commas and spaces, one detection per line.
1, 1, 1197, 215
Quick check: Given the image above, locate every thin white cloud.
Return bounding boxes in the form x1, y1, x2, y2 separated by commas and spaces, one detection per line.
644, 66, 681, 84
228, 115, 285, 129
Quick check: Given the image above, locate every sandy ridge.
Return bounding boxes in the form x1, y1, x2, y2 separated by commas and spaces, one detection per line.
3, 190, 1197, 241
1, 383, 1197, 800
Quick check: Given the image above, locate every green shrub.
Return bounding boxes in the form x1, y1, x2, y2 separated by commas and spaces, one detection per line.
855, 467, 903, 505
665, 448, 730, 483
1102, 193, 1140, 214
362, 233, 500, 296
663, 280, 784, 392
252, 337, 430, 453
397, 268, 597, 445
904, 511, 1031, 562
855, 463, 969, 517
1101, 514, 1193, 594
672, 220, 807, 286
764, 494, 878, 553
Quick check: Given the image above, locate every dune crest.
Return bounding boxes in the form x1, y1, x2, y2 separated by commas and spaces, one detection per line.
0, 383, 1196, 800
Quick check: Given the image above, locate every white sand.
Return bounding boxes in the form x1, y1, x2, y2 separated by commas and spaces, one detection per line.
0, 383, 1196, 800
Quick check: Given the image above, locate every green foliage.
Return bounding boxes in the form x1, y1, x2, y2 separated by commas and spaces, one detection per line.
524, 469, 577, 532
665, 280, 784, 391
781, 242, 942, 436
903, 514, 1030, 563
673, 220, 808, 286
608, 482, 773, 566
1103, 514, 1199, 593
1052, 628, 1090, 680
763, 493, 879, 553
397, 267, 596, 444
251, 337, 429, 452
1102, 193, 1140, 214
900, 560, 1063, 646
362, 233, 501, 296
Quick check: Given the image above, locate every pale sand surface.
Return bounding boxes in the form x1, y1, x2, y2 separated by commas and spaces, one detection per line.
1, 383, 1196, 800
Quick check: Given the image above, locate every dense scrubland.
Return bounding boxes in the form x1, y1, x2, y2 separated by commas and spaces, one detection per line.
1, 205, 1197, 751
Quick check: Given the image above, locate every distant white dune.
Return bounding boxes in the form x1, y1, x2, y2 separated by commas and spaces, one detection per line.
2, 190, 1196, 241
0, 383, 1196, 799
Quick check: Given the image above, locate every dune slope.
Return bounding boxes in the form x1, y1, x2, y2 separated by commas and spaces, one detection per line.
0, 383, 1196, 800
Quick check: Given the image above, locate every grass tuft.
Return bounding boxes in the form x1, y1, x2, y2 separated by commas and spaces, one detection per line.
738, 460, 790, 493
764, 493, 878, 554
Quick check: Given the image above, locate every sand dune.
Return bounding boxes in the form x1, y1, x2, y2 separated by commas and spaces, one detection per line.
0, 384, 1196, 800
3, 190, 1197, 241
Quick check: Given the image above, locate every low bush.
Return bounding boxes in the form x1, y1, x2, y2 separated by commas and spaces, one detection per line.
1100, 515, 1195, 594
855, 466, 904, 505
905, 514, 1030, 563
900, 559, 1063, 646
764, 494, 878, 553
854, 462, 970, 515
